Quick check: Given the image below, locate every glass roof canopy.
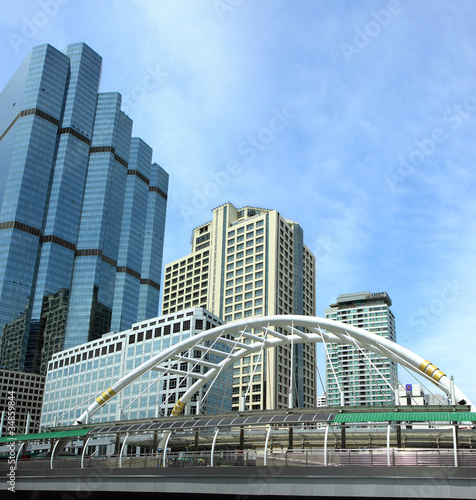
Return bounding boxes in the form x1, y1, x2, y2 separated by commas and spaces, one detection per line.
87, 412, 336, 435
2, 406, 474, 445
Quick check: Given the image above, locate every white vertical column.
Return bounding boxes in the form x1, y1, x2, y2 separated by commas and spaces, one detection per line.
386, 423, 391, 466
119, 433, 130, 468
50, 440, 60, 470
324, 424, 330, 466
264, 426, 272, 466
210, 428, 220, 466
162, 432, 172, 467
81, 437, 92, 469
452, 425, 458, 467
15, 442, 25, 471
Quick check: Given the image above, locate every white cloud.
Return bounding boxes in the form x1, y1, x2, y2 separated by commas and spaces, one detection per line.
1, 0, 476, 405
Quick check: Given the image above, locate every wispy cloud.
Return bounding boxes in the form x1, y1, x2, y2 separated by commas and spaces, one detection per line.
1, 0, 475, 403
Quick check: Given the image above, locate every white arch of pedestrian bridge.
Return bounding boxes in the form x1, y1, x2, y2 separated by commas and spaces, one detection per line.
76, 315, 473, 424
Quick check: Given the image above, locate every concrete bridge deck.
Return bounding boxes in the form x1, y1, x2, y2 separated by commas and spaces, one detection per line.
6, 464, 476, 499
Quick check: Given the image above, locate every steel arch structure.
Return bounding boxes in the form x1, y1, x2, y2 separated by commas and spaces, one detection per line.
76, 315, 473, 424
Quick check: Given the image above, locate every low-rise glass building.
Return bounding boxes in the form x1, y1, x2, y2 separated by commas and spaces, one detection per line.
40, 308, 232, 428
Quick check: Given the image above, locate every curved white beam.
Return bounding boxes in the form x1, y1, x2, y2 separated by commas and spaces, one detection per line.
14, 442, 25, 471
75, 315, 473, 424
81, 436, 92, 469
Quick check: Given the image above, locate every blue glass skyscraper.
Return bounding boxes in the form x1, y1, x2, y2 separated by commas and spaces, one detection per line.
0, 43, 168, 374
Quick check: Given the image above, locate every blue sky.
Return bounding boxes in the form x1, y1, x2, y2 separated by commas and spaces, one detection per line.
1, 0, 475, 404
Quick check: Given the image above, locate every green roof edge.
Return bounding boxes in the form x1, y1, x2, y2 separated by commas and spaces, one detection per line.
333, 412, 476, 423
0, 428, 90, 444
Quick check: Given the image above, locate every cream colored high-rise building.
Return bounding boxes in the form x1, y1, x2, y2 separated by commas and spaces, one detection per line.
162, 203, 316, 411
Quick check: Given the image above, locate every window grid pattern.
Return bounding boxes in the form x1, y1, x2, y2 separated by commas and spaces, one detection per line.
325, 294, 398, 407
41, 308, 232, 426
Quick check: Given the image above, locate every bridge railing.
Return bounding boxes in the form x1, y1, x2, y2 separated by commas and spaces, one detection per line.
8, 448, 476, 471
265, 449, 476, 468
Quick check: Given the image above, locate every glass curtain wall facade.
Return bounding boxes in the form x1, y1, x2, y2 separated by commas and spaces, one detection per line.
161, 203, 316, 412
325, 292, 398, 406
40, 308, 232, 427
0, 43, 168, 375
